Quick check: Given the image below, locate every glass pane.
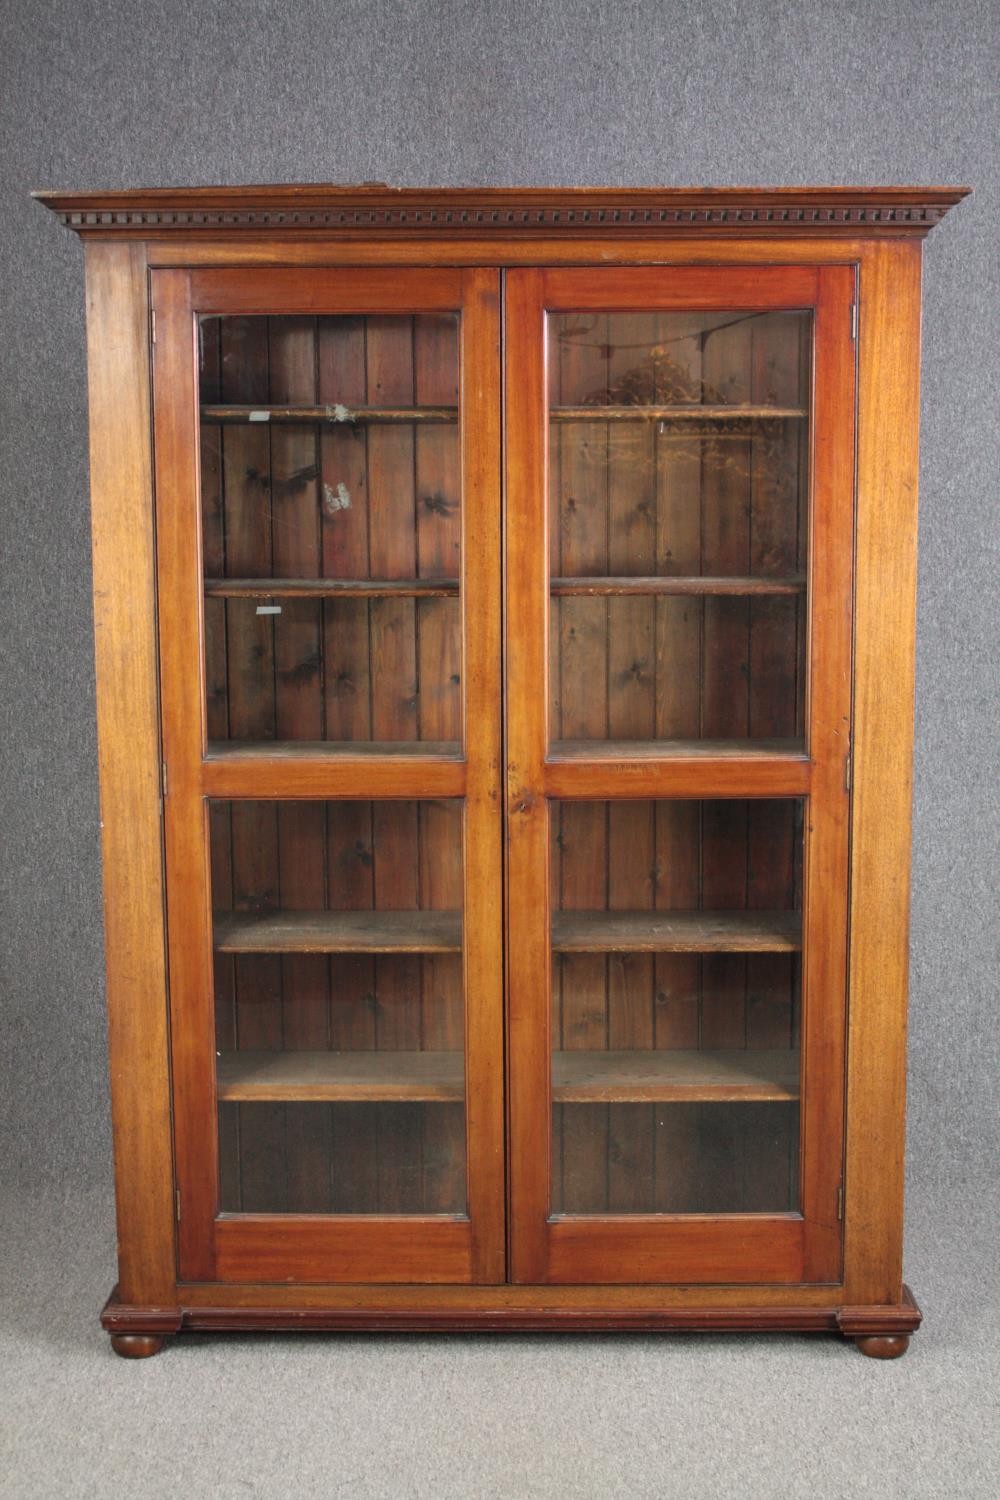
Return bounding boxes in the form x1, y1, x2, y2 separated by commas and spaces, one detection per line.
547, 311, 810, 748
200, 313, 461, 748
550, 799, 802, 1215
212, 799, 466, 1215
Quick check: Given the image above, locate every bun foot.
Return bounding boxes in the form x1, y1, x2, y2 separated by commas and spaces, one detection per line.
855, 1334, 910, 1359
110, 1333, 165, 1359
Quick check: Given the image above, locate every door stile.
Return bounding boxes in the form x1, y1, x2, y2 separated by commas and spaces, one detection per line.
152, 269, 220, 1279
797, 265, 856, 1278
504, 269, 553, 1283
457, 268, 506, 1280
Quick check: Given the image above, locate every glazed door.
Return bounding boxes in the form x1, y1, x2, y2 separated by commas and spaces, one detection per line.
505, 265, 855, 1283
153, 267, 504, 1283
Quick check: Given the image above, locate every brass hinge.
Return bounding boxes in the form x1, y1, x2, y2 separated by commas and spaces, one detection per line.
837, 1184, 844, 1221
850, 302, 858, 341
175, 1188, 182, 1222
150, 308, 157, 345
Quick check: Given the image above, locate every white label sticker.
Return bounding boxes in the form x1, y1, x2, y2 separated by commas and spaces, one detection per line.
324, 482, 351, 513
255, 604, 282, 615
249, 410, 271, 423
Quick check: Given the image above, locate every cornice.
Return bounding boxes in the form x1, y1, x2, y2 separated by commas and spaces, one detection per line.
34, 185, 970, 239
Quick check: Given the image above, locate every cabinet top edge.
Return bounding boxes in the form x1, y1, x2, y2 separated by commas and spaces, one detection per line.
33, 184, 971, 239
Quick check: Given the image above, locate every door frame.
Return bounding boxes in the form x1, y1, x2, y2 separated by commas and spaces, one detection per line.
151, 264, 505, 1284
504, 263, 857, 1284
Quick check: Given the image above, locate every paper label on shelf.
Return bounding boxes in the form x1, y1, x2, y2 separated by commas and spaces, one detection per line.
255, 605, 282, 615
324, 482, 351, 513
248, 410, 270, 423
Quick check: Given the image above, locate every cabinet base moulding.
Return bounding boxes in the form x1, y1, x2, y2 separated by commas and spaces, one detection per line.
101, 1284, 921, 1355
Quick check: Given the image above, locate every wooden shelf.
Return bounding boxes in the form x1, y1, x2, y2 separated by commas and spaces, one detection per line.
549, 737, 805, 761
214, 908, 796, 957
551, 575, 805, 597
208, 575, 801, 599
202, 401, 805, 429
554, 1049, 800, 1103
217, 1050, 465, 1102
216, 1047, 799, 1104
214, 909, 462, 954
552, 910, 801, 954
208, 575, 801, 600
206, 739, 462, 759
200, 404, 457, 425
550, 404, 806, 422
205, 577, 459, 599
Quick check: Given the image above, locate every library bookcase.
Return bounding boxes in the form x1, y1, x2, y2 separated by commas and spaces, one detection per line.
37, 184, 967, 1357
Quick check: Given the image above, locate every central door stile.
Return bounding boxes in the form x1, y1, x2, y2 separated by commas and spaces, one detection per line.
504, 269, 552, 1284
459, 267, 506, 1283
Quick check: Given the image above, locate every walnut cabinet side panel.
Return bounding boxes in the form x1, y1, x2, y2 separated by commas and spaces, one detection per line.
85, 241, 175, 1305
843, 240, 924, 1307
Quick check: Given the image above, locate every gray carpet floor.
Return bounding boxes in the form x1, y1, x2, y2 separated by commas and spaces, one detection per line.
2, 1180, 997, 1499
